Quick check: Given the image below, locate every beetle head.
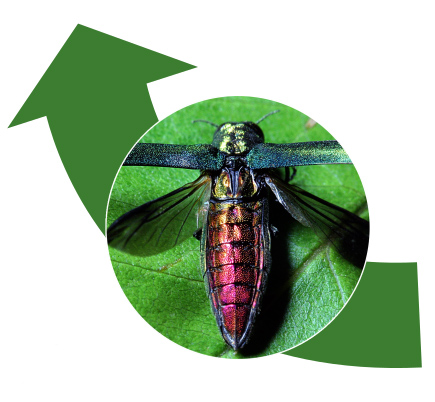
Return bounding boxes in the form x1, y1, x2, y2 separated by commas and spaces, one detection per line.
212, 122, 265, 155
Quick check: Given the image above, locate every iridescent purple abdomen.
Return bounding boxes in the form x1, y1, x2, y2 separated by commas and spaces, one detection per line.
205, 200, 270, 349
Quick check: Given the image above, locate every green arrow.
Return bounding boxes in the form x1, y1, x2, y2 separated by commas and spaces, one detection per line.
284, 262, 422, 367
9, 24, 195, 233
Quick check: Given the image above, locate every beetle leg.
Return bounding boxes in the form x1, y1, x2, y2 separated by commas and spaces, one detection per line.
288, 167, 297, 182
193, 228, 202, 241
284, 167, 290, 182
284, 167, 297, 182
270, 225, 279, 237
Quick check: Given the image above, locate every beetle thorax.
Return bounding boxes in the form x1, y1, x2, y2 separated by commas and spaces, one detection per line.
212, 157, 259, 200
212, 122, 264, 155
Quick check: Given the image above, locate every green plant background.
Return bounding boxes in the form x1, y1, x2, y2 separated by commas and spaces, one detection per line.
107, 96, 369, 358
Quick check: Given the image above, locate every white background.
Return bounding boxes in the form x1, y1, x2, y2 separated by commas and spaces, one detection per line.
1, 1, 433, 400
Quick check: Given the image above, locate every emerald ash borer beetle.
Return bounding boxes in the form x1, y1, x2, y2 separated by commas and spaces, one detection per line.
108, 110, 369, 351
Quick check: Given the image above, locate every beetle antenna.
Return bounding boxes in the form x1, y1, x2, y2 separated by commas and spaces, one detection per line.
256, 110, 280, 124
192, 119, 219, 128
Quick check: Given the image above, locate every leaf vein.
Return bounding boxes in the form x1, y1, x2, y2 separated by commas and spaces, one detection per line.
112, 259, 203, 283
326, 248, 347, 305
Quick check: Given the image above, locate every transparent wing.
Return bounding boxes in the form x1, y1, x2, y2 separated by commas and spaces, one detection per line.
265, 173, 369, 267
108, 173, 211, 257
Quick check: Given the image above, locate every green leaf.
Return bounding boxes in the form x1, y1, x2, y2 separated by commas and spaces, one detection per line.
107, 96, 368, 358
